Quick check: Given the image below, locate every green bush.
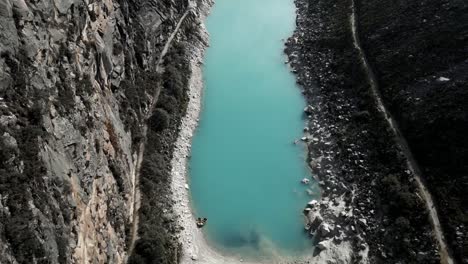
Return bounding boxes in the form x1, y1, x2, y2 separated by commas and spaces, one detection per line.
163, 65, 184, 100
133, 238, 168, 264
156, 94, 178, 114
149, 108, 170, 132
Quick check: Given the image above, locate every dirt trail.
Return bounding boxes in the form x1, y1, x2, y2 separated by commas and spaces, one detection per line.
349, 1, 454, 263
127, 5, 193, 258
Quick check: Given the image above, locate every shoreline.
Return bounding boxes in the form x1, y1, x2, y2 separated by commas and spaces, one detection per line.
169, 1, 315, 263
169, 1, 358, 263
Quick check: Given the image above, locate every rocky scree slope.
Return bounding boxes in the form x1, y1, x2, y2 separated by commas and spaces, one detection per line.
0, 0, 205, 263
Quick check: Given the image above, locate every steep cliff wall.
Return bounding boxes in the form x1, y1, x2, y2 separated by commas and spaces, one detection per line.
0, 0, 203, 263
355, 0, 467, 262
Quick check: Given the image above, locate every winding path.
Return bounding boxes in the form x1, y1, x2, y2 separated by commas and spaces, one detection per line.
349, 1, 454, 263
127, 4, 193, 258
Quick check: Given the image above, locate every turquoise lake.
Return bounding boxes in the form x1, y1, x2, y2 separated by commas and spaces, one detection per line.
189, 0, 319, 259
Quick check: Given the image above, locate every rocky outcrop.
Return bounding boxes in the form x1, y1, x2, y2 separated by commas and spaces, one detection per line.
0, 0, 205, 263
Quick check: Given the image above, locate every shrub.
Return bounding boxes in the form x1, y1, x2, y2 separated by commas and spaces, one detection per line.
397, 191, 419, 212
156, 94, 178, 114
57, 83, 76, 114
140, 153, 166, 184
163, 65, 184, 100
381, 174, 401, 196
75, 75, 94, 97
28, 103, 43, 126
127, 253, 146, 264
395, 216, 410, 231
149, 108, 170, 132
133, 238, 168, 264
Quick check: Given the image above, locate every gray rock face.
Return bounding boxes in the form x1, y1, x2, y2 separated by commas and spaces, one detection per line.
0, 0, 200, 262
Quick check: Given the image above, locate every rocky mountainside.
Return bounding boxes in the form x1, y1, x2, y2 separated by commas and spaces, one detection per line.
355, 0, 468, 262
0, 0, 207, 263
287, 0, 467, 263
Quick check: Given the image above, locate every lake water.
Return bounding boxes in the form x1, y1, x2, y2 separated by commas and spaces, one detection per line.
189, 0, 318, 259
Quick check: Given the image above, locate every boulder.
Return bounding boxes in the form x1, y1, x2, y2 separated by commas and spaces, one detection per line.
358, 218, 367, 227
437, 76, 450, 82
303, 105, 314, 114
12, 0, 29, 16
318, 223, 333, 238
359, 243, 367, 250
308, 213, 323, 230
0, 114, 17, 127
309, 157, 322, 172
317, 240, 330, 251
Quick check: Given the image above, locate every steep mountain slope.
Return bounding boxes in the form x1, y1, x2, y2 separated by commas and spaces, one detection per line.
0, 0, 207, 263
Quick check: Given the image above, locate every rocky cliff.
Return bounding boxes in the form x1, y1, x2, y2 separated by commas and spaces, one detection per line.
0, 0, 207, 263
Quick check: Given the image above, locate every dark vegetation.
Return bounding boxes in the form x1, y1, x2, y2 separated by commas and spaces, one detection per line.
149, 108, 170, 132
128, 28, 194, 263
355, 0, 468, 261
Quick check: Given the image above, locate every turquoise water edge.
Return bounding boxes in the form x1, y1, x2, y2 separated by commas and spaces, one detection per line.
189, 0, 319, 259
